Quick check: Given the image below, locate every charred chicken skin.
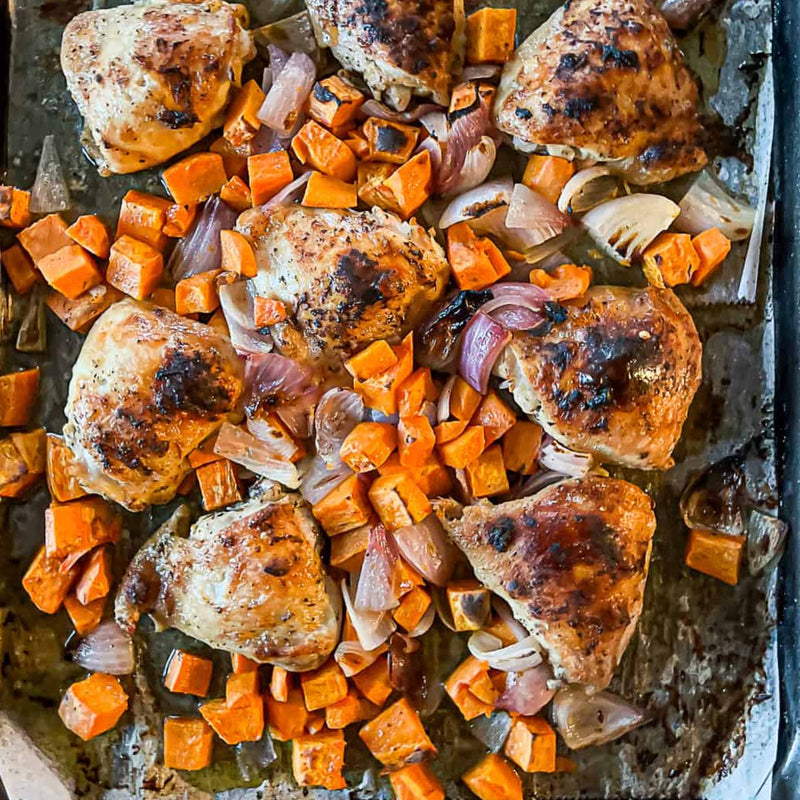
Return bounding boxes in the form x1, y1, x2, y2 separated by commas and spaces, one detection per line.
116, 495, 341, 671
495, 286, 702, 470
304, 0, 463, 108
63, 299, 244, 511
238, 205, 450, 373
438, 476, 656, 690
494, 0, 708, 184
61, 0, 254, 174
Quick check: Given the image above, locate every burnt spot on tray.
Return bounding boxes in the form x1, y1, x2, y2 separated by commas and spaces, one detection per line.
154, 348, 235, 416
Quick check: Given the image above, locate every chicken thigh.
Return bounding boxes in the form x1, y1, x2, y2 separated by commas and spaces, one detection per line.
116, 495, 341, 671
238, 205, 450, 373
493, 0, 707, 184
438, 476, 656, 689
64, 299, 244, 511
304, 0, 464, 108
61, 0, 254, 175
495, 286, 702, 470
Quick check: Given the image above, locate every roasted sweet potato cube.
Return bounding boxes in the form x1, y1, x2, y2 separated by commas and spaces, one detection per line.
200, 695, 264, 744
226, 670, 260, 708
46, 284, 123, 333
59, 673, 128, 741
0, 429, 46, 498
231, 653, 258, 674
438, 426, 486, 469
362, 118, 419, 164
164, 650, 213, 697
381, 150, 433, 218
106, 235, 164, 301
308, 75, 365, 128
300, 660, 348, 712
368, 472, 432, 530
1, 244, 38, 295
0, 185, 32, 229
393, 586, 431, 632
116, 190, 171, 250
466, 7, 517, 65
292, 730, 347, 790
17, 214, 71, 264
359, 697, 436, 767
224, 79, 266, 147
325, 688, 377, 729
44, 497, 121, 570
0, 367, 40, 426
685, 529, 745, 585
312, 474, 372, 535
340, 422, 398, 473
502, 422, 543, 475
473, 391, 517, 446
22, 546, 79, 614
352, 655, 393, 707
398, 415, 436, 469
163, 717, 214, 771
504, 716, 556, 773
465, 444, 510, 498
398, 368, 439, 418
345, 339, 398, 380
390, 763, 445, 800
357, 162, 401, 213
447, 580, 491, 631
63, 594, 105, 635
462, 753, 523, 800
196, 459, 242, 511
266, 686, 309, 741
74, 546, 113, 605
445, 656, 495, 720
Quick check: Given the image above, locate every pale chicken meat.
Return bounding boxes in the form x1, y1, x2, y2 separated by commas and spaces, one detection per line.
61, 0, 254, 175
63, 299, 244, 511
494, 0, 707, 184
116, 495, 341, 671
304, 0, 464, 108
495, 286, 702, 470
238, 205, 450, 373
438, 476, 656, 689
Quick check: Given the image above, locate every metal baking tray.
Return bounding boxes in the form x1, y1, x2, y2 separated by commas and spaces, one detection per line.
0, 0, 789, 798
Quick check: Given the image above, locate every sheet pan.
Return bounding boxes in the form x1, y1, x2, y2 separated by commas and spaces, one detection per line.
0, 0, 787, 797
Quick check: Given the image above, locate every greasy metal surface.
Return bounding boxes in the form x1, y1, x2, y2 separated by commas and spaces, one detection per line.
0, 0, 780, 798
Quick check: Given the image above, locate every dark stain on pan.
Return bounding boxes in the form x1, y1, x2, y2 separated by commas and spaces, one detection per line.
39, 0, 91, 25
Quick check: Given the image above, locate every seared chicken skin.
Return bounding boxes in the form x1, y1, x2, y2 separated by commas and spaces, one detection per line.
438, 476, 656, 689
64, 299, 244, 511
116, 495, 341, 671
305, 0, 464, 108
495, 286, 702, 470
238, 205, 450, 373
494, 0, 707, 184
61, 0, 254, 174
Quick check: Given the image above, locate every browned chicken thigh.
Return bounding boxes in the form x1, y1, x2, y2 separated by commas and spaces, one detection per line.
495, 286, 702, 470
494, 0, 707, 184
61, 0, 254, 174
438, 476, 656, 689
63, 299, 244, 511
305, 0, 464, 108
116, 495, 341, 671
238, 205, 450, 373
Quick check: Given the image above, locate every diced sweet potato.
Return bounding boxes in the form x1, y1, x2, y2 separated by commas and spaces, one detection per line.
44, 497, 121, 570
502, 421, 543, 475
393, 586, 431, 632
232, 653, 258, 674
330, 522, 370, 571
398, 368, 438, 418
357, 162, 401, 213
340, 422, 398, 473
473, 392, 516, 446
300, 659, 348, 712
226, 670, 260, 709
368, 472, 432, 530
447, 580, 491, 631
362, 118, 419, 165
325, 688, 377, 729
220, 229, 257, 277
359, 697, 436, 767
529, 263, 592, 301
46, 434, 88, 503
175, 269, 221, 315
390, 763, 445, 800
164, 650, 213, 697
462, 753, 523, 800
66, 215, 111, 259
465, 444, 510, 498
224, 80, 266, 147
196, 459, 242, 511
308, 75, 365, 129
398, 415, 436, 469
352, 654, 392, 707
63, 594, 104, 636
266, 686, 310, 741
1, 243, 38, 295
59, 673, 128, 741
0, 429, 46, 498
253, 296, 287, 326
691, 227, 732, 286
163, 717, 214, 771
22, 546, 79, 614
642, 233, 699, 288
345, 340, 398, 380
438, 426, 486, 469
447, 222, 511, 291
292, 730, 347, 790
504, 716, 556, 773
199, 695, 264, 744
292, 120, 356, 182
466, 8, 517, 65
302, 171, 358, 208
522, 155, 575, 206
248, 151, 294, 205
685, 529, 745, 585
163, 203, 199, 238
451, 377, 482, 420
312, 474, 372, 535
445, 656, 496, 720
116, 190, 171, 250
0, 185, 32, 229
74, 546, 113, 605
270, 666, 291, 702
162, 153, 228, 205
106, 235, 164, 300
0, 367, 39, 426
38, 244, 102, 300
353, 334, 414, 416
17, 214, 71, 265
381, 150, 432, 218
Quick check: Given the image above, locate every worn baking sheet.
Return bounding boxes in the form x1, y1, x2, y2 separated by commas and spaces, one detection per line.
0, 0, 782, 798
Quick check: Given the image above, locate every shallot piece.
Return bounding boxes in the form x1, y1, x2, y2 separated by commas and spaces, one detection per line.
538, 438, 595, 477
341, 576, 396, 651
168, 196, 237, 281
360, 99, 442, 123
468, 631, 543, 672
552, 686, 651, 749
437, 98, 493, 195
29, 134, 70, 213
558, 166, 620, 214
505, 183, 570, 245
214, 421, 299, 488
219, 282, 273, 355
479, 282, 550, 331
72, 621, 134, 675
258, 50, 316, 136
315, 388, 365, 465
244, 353, 320, 438
458, 312, 511, 393
675, 170, 755, 241
393, 515, 458, 586
334, 639, 387, 677
446, 137, 497, 197
438, 177, 513, 229
495, 663, 556, 716
355, 524, 401, 613
300, 455, 353, 506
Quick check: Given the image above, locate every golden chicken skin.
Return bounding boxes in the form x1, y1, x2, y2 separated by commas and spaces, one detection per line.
63, 299, 244, 511
238, 205, 450, 373
438, 476, 656, 690
115, 496, 341, 671
495, 286, 702, 470
494, 0, 707, 184
61, 0, 254, 174
305, 0, 463, 108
